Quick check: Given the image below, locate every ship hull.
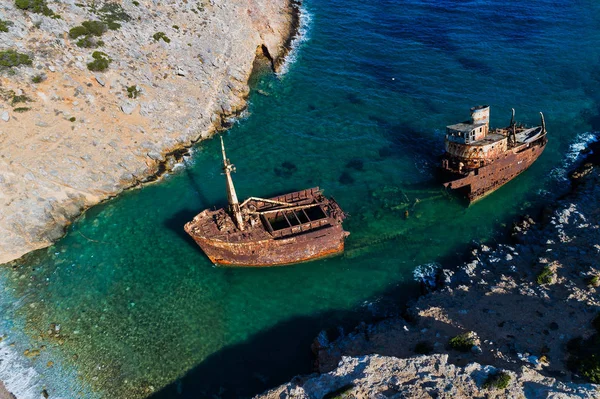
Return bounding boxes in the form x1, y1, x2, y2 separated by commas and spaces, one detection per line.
442, 136, 547, 203
190, 224, 347, 267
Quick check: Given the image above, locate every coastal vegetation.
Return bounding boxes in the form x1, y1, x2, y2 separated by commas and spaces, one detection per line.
153, 31, 171, 43
566, 313, 600, 383
11, 94, 31, 106
0, 19, 13, 32
14, 0, 60, 18
69, 21, 108, 38
87, 51, 112, 72
448, 332, 476, 352
96, 2, 131, 30
69, 21, 108, 48
536, 265, 555, 285
482, 371, 511, 390
127, 85, 141, 99
31, 74, 44, 83
0, 50, 32, 68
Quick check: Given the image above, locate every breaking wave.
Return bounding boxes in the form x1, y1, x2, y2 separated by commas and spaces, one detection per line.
0, 340, 42, 399
550, 132, 599, 181
276, 4, 312, 76
413, 262, 441, 289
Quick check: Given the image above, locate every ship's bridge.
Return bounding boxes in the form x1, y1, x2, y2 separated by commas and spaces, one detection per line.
446, 105, 491, 144
446, 122, 488, 144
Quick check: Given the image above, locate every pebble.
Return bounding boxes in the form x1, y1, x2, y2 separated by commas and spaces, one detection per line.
1, 111, 9, 122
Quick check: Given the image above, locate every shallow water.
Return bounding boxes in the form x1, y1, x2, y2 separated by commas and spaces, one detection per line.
2, 0, 600, 398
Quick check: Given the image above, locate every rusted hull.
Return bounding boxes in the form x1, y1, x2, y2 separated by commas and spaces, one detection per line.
442, 137, 547, 203
190, 224, 347, 267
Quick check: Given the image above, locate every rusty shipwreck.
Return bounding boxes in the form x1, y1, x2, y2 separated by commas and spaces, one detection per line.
184, 137, 349, 267
440, 105, 547, 203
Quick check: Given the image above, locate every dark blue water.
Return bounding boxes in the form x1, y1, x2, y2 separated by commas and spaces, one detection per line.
2, 1, 600, 398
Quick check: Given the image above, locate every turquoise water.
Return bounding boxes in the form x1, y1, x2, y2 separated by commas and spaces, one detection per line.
2, 0, 600, 398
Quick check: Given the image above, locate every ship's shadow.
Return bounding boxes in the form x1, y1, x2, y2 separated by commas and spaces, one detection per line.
164, 209, 204, 251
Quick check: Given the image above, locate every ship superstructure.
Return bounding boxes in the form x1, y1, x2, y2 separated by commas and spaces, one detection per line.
441, 106, 547, 202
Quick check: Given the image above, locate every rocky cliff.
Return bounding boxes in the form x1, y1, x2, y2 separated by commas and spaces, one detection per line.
259, 354, 598, 399
0, 0, 297, 264
258, 144, 600, 398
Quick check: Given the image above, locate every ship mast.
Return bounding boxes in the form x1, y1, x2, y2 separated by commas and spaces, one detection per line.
220, 136, 245, 231
540, 112, 546, 134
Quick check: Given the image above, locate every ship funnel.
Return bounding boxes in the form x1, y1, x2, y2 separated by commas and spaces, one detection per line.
470, 105, 490, 126
540, 112, 546, 134
220, 136, 245, 231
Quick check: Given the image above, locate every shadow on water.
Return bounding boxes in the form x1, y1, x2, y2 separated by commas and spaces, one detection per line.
148, 219, 510, 399
371, 118, 443, 168
181, 161, 211, 207
148, 279, 421, 399
164, 209, 204, 252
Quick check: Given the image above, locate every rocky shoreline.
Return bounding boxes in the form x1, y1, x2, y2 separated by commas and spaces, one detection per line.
0, 0, 299, 265
258, 139, 600, 398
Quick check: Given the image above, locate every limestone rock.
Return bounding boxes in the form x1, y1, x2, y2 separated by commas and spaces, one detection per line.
120, 101, 138, 115
0, 0, 296, 264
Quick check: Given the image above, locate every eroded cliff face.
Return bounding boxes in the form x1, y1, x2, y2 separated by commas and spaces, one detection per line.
0, 0, 296, 264
258, 151, 600, 398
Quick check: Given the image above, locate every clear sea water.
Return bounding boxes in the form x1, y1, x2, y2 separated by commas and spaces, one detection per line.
2, 0, 600, 398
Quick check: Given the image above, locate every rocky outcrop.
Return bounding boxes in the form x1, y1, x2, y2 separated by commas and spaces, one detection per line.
259, 354, 599, 399
0, 0, 297, 264
258, 143, 600, 398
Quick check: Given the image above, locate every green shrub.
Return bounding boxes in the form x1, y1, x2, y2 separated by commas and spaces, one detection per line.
69, 117, 76, 122
566, 315, 600, 384
126, 85, 141, 99
588, 275, 600, 287
0, 50, 32, 68
580, 354, 600, 383
13, 107, 31, 113
0, 19, 13, 32
153, 32, 170, 43
132, 1, 139, 6
11, 94, 31, 106
14, 0, 58, 17
448, 332, 475, 352
98, 2, 130, 30
483, 371, 511, 390
68, 25, 88, 39
414, 341, 433, 355
82, 20, 107, 36
87, 51, 112, 72
32, 74, 44, 83
172, 25, 179, 30
537, 266, 554, 285
76, 35, 104, 48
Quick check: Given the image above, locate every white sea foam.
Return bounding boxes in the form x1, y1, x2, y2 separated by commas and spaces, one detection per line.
0, 340, 42, 399
550, 132, 598, 181
413, 262, 441, 288
276, 4, 312, 77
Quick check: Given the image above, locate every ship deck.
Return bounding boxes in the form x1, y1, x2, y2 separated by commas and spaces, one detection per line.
185, 187, 343, 244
